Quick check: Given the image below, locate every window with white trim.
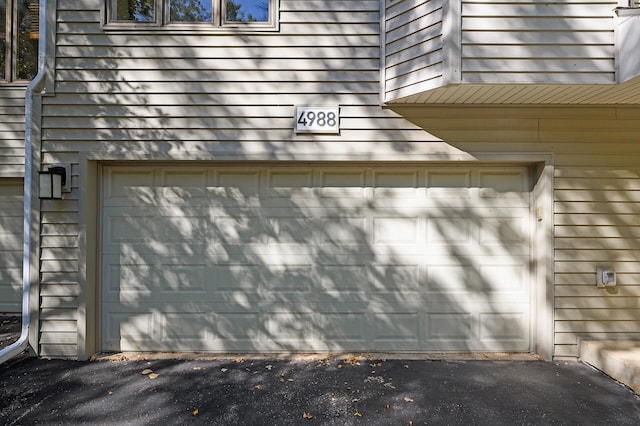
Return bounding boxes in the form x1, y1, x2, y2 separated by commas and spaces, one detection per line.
107, 0, 275, 28
0, 0, 39, 82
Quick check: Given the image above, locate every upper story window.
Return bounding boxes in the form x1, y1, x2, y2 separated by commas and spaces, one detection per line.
0, 0, 39, 82
107, 0, 276, 29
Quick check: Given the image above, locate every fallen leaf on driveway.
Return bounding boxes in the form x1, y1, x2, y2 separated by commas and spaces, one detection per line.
354, 411, 362, 417
107, 391, 113, 395
141, 369, 153, 375
148, 373, 159, 379
221, 368, 228, 373
192, 409, 199, 416
404, 397, 414, 403
384, 404, 391, 409
303, 412, 314, 419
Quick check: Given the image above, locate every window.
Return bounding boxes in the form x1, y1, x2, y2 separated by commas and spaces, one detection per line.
0, 0, 39, 82
107, 0, 275, 28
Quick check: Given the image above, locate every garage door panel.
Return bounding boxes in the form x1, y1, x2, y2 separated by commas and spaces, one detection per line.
371, 265, 421, 293
478, 168, 530, 194
427, 313, 474, 341
480, 312, 528, 341
264, 170, 313, 198
214, 264, 314, 302
373, 312, 421, 344
319, 170, 367, 198
157, 263, 208, 293
479, 216, 527, 244
105, 212, 206, 244
426, 169, 471, 188
373, 217, 420, 245
101, 165, 532, 352
427, 217, 473, 244
104, 305, 530, 352
104, 261, 154, 296
161, 313, 208, 342
212, 215, 267, 244
263, 216, 315, 244
105, 311, 154, 344
320, 216, 368, 244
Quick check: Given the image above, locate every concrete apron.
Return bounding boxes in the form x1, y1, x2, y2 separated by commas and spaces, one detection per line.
580, 340, 640, 395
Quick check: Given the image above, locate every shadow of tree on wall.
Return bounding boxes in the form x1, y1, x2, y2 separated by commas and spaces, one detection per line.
34, 0, 640, 361
97, 161, 534, 353
0, 180, 23, 315
34, 0, 543, 357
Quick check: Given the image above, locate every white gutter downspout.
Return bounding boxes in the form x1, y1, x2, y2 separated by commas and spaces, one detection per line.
0, 0, 49, 365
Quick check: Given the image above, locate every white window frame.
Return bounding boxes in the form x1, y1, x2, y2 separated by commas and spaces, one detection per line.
104, 0, 279, 32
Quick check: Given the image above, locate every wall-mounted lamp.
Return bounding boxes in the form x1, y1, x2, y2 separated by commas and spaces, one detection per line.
39, 166, 67, 199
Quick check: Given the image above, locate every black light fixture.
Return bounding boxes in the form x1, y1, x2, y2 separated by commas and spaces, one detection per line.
39, 166, 67, 199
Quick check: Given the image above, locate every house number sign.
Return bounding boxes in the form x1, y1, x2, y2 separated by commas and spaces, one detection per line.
295, 106, 340, 134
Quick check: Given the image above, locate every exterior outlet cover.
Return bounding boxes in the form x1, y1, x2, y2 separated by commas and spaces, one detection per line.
596, 267, 616, 288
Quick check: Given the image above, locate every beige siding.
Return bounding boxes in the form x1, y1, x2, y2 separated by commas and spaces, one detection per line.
0, 87, 26, 178
0, 179, 23, 312
39, 161, 80, 358
40, 1, 640, 359
43, 0, 442, 357
553, 167, 640, 357
384, 0, 625, 103
384, 0, 445, 100
390, 105, 640, 359
461, 0, 617, 84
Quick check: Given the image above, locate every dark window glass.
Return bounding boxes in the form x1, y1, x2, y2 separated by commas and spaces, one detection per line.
1, 0, 39, 82
169, 0, 213, 23
0, 0, 7, 80
225, 0, 269, 23
110, 0, 156, 22
105, 0, 274, 27
16, 0, 39, 80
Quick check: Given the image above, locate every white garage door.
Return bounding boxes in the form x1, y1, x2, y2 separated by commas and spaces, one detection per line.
101, 164, 532, 353
0, 179, 23, 312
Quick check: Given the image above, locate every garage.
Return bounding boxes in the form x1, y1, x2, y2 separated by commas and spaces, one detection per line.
0, 179, 23, 312
100, 164, 532, 353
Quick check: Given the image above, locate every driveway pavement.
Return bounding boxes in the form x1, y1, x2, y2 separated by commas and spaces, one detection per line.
1, 353, 639, 425
0, 314, 20, 350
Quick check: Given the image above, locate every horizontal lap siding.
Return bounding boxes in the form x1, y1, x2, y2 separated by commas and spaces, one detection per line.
554, 166, 640, 358
461, 0, 617, 84
389, 105, 640, 359
0, 87, 26, 178
42, 1, 444, 357
384, 0, 444, 100
39, 162, 80, 356
45, 1, 640, 359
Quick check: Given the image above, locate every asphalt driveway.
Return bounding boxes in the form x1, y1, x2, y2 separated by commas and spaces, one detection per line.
0, 314, 20, 350
1, 353, 639, 425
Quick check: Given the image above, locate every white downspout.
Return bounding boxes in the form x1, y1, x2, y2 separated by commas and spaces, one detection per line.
0, 0, 48, 365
